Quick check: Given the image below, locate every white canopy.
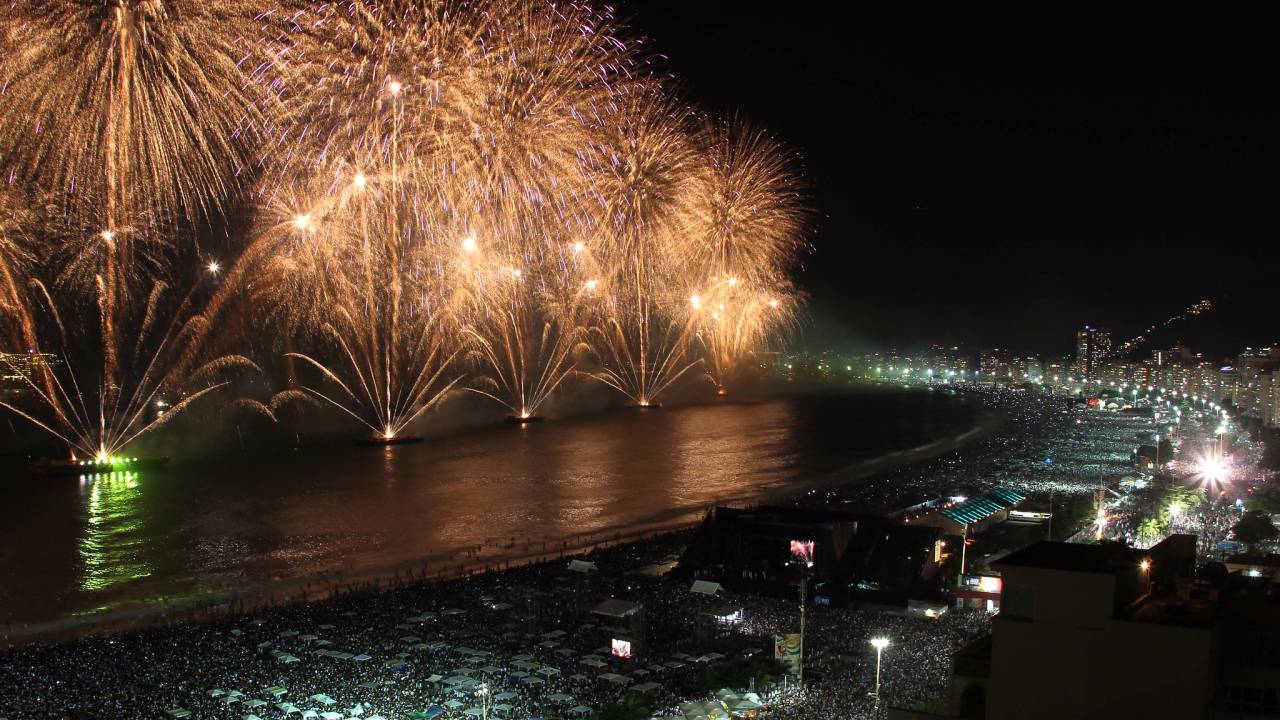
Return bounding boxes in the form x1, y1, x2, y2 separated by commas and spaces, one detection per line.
690, 580, 722, 595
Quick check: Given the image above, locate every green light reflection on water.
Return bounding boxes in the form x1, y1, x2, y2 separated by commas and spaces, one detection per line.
78, 470, 153, 592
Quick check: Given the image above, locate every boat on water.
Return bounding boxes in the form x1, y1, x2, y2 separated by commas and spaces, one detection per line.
354, 434, 424, 447
27, 456, 170, 477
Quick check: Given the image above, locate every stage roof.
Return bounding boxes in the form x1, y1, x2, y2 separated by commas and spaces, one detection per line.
941, 487, 1026, 525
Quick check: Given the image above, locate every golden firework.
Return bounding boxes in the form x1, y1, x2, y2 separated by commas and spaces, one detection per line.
0, 0, 813, 454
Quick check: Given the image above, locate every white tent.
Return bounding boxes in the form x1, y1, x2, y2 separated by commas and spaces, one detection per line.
690, 580, 722, 596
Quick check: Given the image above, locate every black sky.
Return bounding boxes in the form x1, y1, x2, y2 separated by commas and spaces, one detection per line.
624, 6, 1280, 359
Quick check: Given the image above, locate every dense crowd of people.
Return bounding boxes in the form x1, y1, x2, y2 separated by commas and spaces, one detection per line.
0, 531, 991, 720
803, 384, 1156, 516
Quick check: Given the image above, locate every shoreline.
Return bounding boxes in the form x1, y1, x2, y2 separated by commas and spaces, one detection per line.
2, 392, 1006, 649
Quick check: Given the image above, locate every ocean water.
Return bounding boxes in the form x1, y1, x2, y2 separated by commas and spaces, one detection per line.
0, 390, 979, 627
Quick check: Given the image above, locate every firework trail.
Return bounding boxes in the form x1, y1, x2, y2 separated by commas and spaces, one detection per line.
693, 278, 802, 392
455, 234, 592, 419
0, 190, 35, 346
252, 156, 463, 440
0, 206, 256, 459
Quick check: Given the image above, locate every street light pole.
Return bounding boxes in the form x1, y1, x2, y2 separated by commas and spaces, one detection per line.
798, 575, 807, 688
871, 637, 890, 704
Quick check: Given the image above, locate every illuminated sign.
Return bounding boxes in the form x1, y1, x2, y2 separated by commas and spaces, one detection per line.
790, 539, 815, 567
774, 634, 802, 675
960, 574, 1002, 593
611, 639, 631, 658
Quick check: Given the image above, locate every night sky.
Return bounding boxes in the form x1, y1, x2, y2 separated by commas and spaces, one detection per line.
627, 6, 1279, 359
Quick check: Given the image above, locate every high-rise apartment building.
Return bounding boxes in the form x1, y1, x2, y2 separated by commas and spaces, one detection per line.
1074, 326, 1112, 379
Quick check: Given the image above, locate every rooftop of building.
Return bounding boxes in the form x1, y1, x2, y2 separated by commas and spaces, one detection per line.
1128, 587, 1218, 628
997, 535, 1197, 576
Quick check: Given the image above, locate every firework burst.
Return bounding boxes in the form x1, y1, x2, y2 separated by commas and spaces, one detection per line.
0, 0, 266, 225
584, 89, 704, 406
684, 116, 808, 390
257, 161, 463, 440
0, 0, 812, 454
